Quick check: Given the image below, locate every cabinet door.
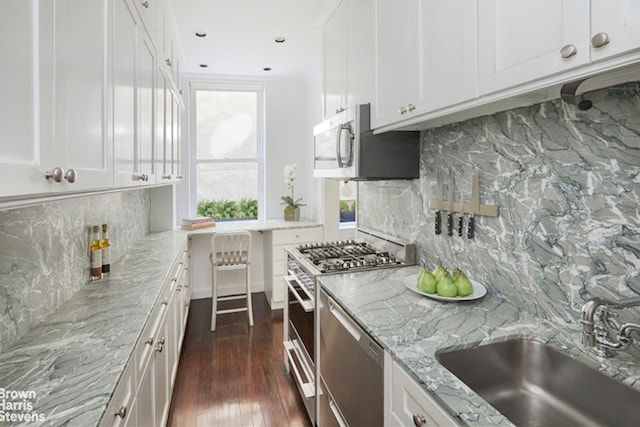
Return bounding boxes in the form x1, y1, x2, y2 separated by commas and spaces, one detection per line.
54, 0, 112, 192
322, 1, 347, 118
154, 310, 171, 427
417, 0, 477, 113
171, 96, 183, 180
590, 0, 640, 62
372, 0, 418, 129
345, 0, 374, 109
386, 356, 460, 427
0, 0, 53, 198
113, 0, 138, 187
156, 68, 169, 182
478, 0, 589, 95
138, 32, 157, 184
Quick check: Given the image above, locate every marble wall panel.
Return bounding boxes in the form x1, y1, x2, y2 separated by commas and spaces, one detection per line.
0, 189, 150, 352
359, 83, 640, 324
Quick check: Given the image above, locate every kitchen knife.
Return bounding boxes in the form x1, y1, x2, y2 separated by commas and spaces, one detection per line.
447, 168, 454, 236
457, 188, 464, 237
468, 171, 479, 239
435, 172, 443, 235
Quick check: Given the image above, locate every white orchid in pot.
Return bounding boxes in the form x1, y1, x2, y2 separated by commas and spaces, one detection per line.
281, 163, 306, 221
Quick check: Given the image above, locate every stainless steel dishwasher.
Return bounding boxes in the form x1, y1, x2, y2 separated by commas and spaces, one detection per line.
319, 288, 384, 426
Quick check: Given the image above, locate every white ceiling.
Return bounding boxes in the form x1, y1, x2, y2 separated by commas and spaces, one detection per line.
168, 0, 335, 77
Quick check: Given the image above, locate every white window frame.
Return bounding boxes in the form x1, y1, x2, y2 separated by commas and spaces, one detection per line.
187, 79, 266, 220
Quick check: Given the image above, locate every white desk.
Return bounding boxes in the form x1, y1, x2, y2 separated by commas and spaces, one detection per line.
188, 219, 323, 309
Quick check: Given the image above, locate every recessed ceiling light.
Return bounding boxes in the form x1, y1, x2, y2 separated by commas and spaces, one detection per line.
275, 37, 285, 43
263, 67, 272, 71
199, 64, 208, 68
195, 32, 207, 38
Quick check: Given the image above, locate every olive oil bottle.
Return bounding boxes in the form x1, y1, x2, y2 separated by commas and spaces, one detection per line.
90, 225, 102, 281
101, 223, 111, 274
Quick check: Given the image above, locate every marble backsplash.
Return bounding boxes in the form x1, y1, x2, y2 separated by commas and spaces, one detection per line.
0, 189, 150, 353
359, 82, 640, 324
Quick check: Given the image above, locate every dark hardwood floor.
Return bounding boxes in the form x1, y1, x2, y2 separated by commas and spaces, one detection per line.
167, 293, 311, 427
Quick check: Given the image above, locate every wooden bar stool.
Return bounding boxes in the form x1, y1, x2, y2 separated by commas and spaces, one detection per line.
210, 231, 254, 331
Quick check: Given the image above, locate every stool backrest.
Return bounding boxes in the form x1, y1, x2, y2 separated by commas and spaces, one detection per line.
211, 231, 252, 267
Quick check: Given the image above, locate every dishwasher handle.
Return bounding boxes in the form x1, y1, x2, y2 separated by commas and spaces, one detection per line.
326, 293, 384, 369
328, 299, 361, 342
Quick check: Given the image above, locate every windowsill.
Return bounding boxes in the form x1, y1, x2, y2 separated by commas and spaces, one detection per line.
339, 221, 356, 230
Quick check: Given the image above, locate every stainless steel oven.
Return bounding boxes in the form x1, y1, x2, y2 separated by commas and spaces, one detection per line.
283, 228, 416, 426
283, 261, 316, 420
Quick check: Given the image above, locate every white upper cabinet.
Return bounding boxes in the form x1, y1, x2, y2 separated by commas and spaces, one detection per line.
321, 0, 374, 119
0, 0, 52, 198
417, 0, 477, 113
114, 0, 158, 187
322, 1, 347, 118
373, 0, 477, 129
53, 0, 112, 193
478, 0, 590, 95
1, 0, 111, 199
590, 0, 640, 62
372, 0, 418, 129
113, 0, 139, 187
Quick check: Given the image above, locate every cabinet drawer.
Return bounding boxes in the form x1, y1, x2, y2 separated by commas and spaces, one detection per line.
272, 226, 323, 246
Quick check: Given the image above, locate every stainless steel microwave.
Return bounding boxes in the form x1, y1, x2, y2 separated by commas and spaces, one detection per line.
313, 103, 420, 180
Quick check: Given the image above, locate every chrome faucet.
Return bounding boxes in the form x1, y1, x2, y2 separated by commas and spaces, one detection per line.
580, 295, 640, 357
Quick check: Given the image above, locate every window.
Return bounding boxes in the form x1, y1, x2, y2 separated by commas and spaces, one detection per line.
339, 180, 357, 225
193, 87, 263, 220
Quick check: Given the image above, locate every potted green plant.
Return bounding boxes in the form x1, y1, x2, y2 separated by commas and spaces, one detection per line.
281, 163, 306, 221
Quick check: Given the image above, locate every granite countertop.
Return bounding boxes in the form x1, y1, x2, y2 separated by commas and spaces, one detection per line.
0, 230, 191, 427
0, 219, 322, 426
318, 265, 640, 426
186, 218, 322, 235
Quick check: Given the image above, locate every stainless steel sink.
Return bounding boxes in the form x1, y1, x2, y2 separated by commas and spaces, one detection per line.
436, 339, 640, 426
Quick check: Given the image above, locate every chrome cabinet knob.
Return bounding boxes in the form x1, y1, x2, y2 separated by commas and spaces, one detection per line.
141, 0, 149, 8
115, 406, 127, 419
155, 337, 165, 353
145, 337, 154, 346
399, 106, 407, 115
591, 32, 610, 48
64, 168, 77, 183
560, 44, 578, 59
407, 103, 416, 112
165, 58, 172, 67
412, 414, 426, 426
45, 167, 65, 182
162, 174, 172, 180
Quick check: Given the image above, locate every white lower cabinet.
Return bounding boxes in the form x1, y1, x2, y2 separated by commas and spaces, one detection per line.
100, 240, 190, 427
264, 226, 323, 309
101, 361, 137, 427
385, 352, 459, 427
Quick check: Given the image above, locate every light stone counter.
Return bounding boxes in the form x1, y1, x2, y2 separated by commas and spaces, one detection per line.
0, 219, 321, 426
185, 218, 321, 235
318, 266, 640, 426
0, 229, 190, 427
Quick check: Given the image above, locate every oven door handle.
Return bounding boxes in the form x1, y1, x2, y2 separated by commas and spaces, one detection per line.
284, 340, 315, 399
284, 275, 314, 312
